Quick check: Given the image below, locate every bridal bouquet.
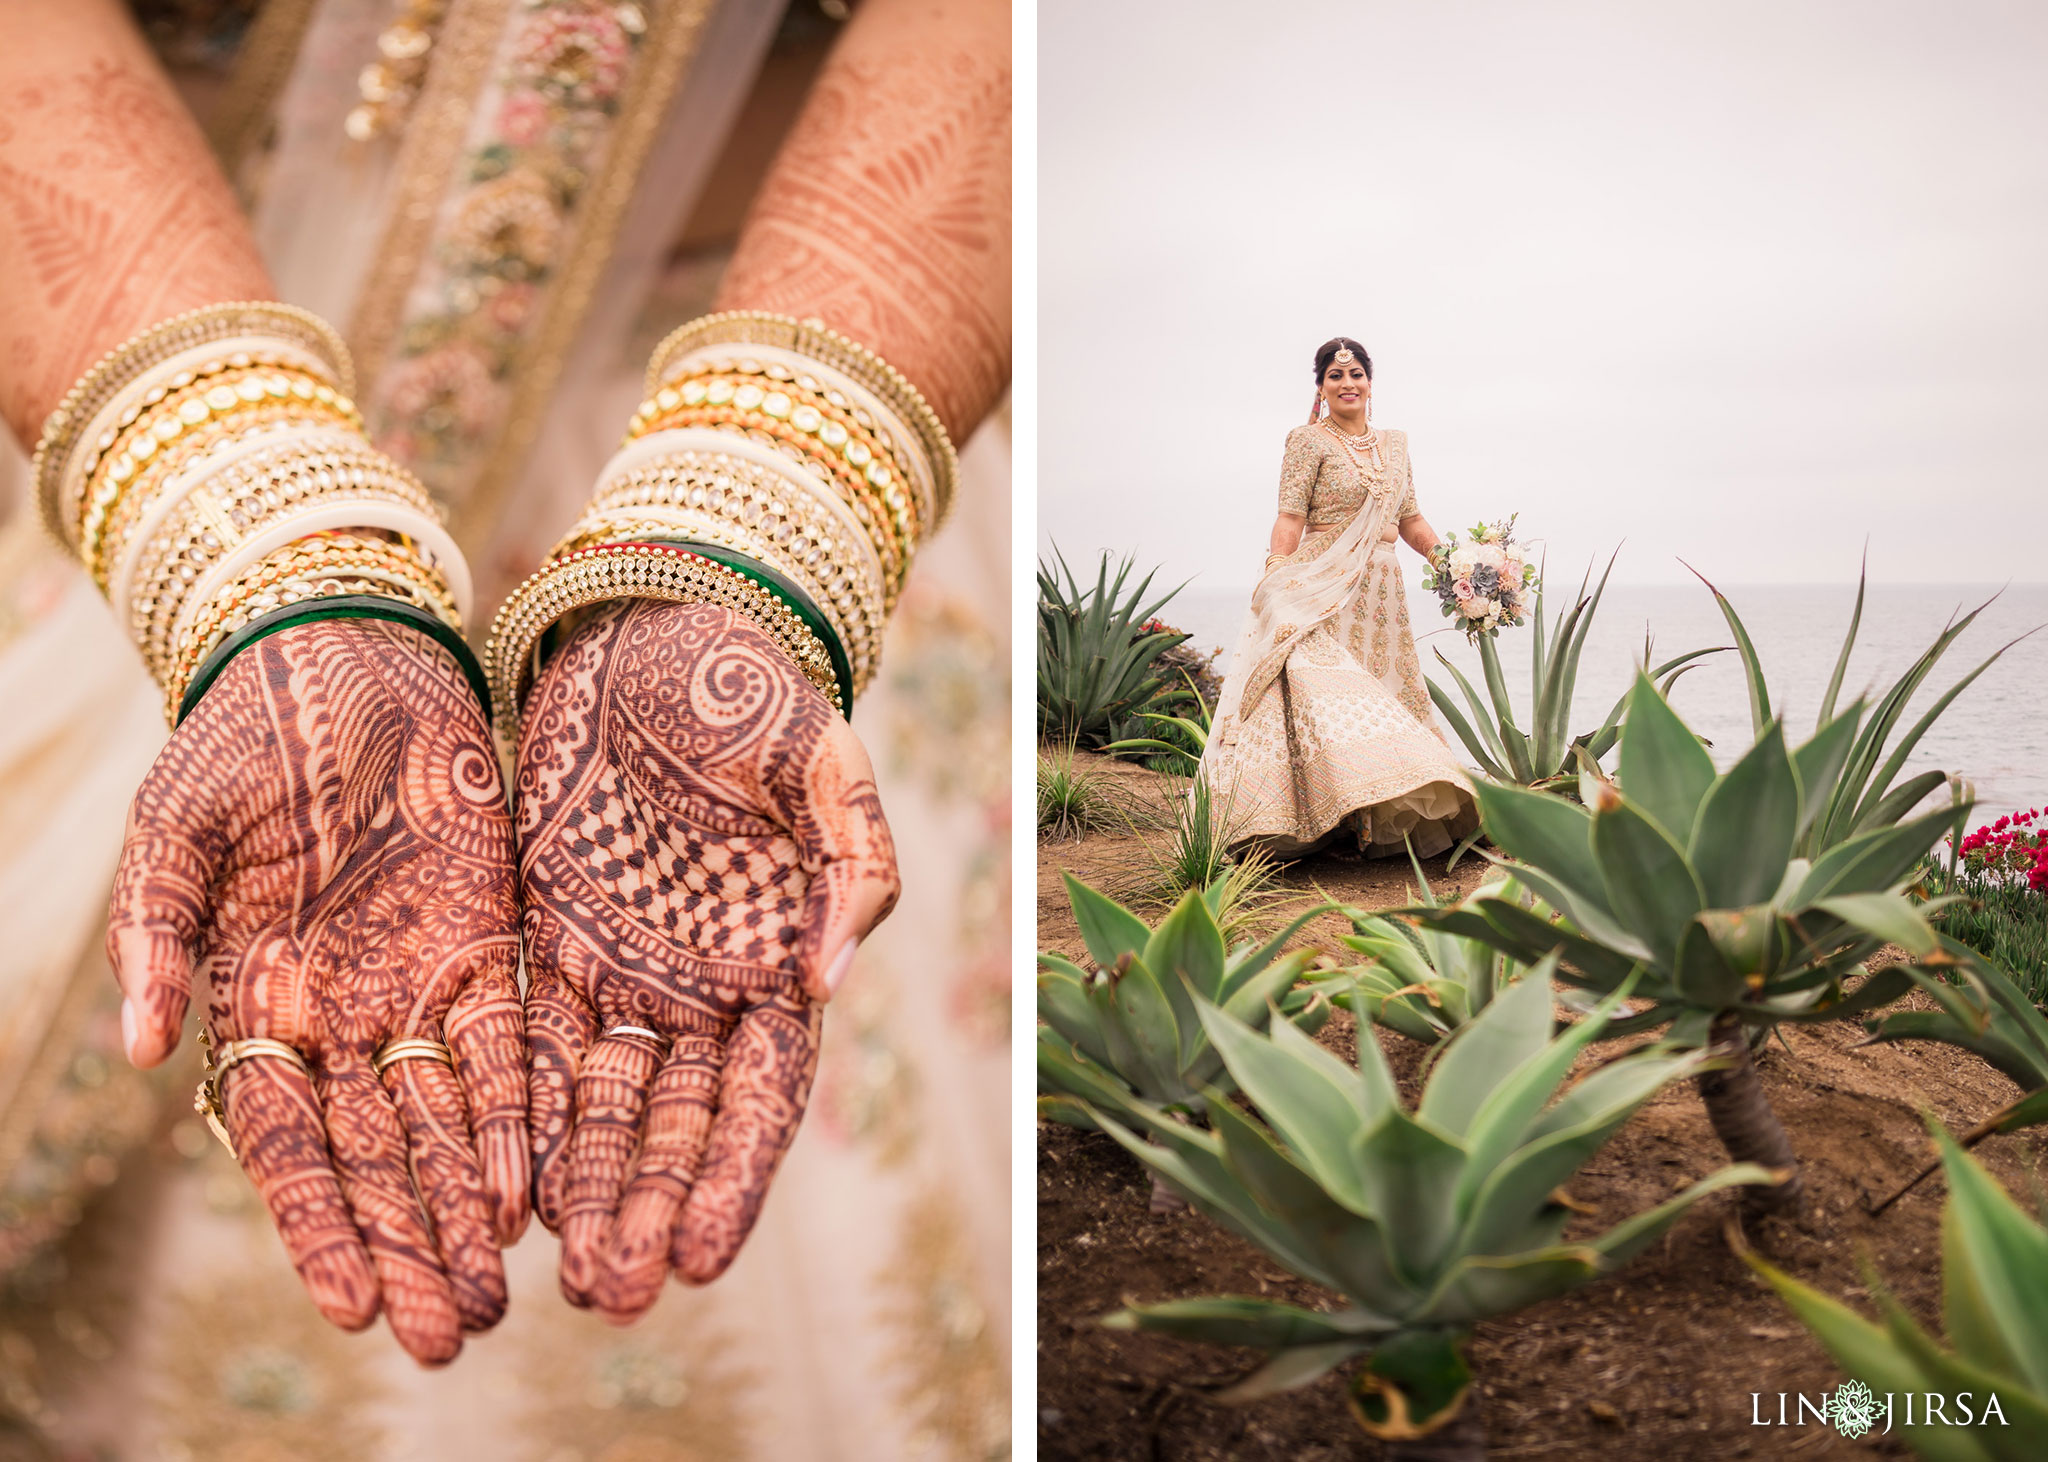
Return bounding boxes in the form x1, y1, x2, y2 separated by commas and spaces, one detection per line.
1421, 516, 1538, 641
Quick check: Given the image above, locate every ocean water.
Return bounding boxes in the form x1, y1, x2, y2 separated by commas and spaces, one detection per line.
1165, 580, 2048, 829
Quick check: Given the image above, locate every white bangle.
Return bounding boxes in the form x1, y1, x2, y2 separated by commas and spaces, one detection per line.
169, 501, 471, 652
653, 341, 939, 537
57, 338, 342, 552
594, 428, 888, 592
107, 422, 370, 624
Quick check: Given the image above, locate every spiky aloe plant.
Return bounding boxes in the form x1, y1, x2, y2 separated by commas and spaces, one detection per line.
1429, 552, 1726, 790
1037, 547, 1188, 746
1408, 671, 1969, 1212
1036, 873, 1330, 1208
1313, 855, 1538, 1046
1691, 559, 2031, 859
1749, 1119, 2048, 1459
1092, 959, 1771, 1458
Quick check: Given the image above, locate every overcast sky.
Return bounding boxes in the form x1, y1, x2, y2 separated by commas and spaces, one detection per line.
1039, 1, 2048, 590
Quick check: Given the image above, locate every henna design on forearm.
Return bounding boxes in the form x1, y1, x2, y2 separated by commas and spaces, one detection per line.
106, 621, 528, 1366
516, 600, 899, 1321
714, 0, 1010, 443
0, 1, 271, 444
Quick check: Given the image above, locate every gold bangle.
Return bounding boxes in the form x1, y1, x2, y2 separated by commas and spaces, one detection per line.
100, 402, 369, 590
631, 372, 925, 549
643, 311, 956, 529
484, 541, 844, 753
371, 1037, 456, 1078
637, 407, 908, 598
556, 510, 881, 690
85, 383, 363, 589
165, 534, 456, 714
129, 452, 442, 678
34, 302, 353, 549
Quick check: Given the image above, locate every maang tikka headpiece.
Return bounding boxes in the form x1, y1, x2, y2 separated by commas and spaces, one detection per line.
1332, 345, 1355, 365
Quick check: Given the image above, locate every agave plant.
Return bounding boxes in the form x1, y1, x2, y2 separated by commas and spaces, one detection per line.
1692, 559, 2031, 859
1429, 552, 1726, 790
1312, 855, 1538, 1046
1036, 874, 1330, 1206
1093, 959, 1771, 1457
1857, 938, 2048, 1211
1407, 671, 1969, 1211
1038, 547, 1188, 746
1102, 669, 1213, 771
1749, 1120, 2048, 1459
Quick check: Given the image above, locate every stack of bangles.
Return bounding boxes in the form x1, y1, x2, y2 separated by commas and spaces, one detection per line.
31, 300, 482, 729
34, 305, 953, 1139
482, 309, 957, 753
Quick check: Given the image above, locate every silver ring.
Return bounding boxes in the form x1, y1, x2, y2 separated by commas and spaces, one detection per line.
606, 1023, 667, 1047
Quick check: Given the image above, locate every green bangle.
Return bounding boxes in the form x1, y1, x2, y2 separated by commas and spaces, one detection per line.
176, 596, 491, 726
536, 538, 857, 719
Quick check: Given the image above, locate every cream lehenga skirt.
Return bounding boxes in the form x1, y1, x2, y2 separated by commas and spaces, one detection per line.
1205, 542, 1478, 858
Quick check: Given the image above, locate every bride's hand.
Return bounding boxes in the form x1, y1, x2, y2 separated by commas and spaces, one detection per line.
105, 621, 528, 1366
516, 599, 898, 1323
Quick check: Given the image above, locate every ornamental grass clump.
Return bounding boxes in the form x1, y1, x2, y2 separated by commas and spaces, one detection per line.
1409, 670, 1969, 1212
1749, 1119, 2048, 1459
1092, 961, 1771, 1459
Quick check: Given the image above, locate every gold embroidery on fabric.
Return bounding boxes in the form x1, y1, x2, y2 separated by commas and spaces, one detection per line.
875, 1187, 1010, 1462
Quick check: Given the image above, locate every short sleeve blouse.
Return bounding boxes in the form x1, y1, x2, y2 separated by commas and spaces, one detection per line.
1274, 423, 1417, 524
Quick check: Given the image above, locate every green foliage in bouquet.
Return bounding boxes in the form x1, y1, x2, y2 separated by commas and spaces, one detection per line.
1311, 854, 1539, 1046
1408, 671, 1968, 1211
1094, 961, 1770, 1453
1036, 873, 1332, 1133
1691, 559, 2029, 860
1429, 552, 1726, 792
1749, 1120, 2048, 1460
1037, 548, 1189, 746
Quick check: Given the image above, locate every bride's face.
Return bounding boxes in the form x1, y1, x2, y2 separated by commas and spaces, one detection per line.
1321, 360, 1370, 412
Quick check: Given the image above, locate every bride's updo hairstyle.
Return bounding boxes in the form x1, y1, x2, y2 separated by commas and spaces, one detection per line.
1314, 336, 1372, 380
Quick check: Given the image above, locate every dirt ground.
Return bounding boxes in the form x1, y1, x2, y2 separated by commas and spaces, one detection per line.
1037, 753, 2043, 1460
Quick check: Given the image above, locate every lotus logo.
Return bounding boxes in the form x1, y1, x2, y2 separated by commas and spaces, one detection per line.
1826, 1380, 1879, 1439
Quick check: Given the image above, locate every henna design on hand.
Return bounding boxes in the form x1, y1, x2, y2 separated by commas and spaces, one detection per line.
0, 7, 272, 443
517, 600, 899, 1323
714, 0, 1010, 443
105, 620, 529, 1366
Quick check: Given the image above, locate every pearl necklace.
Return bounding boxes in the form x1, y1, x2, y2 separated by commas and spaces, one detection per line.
1320, 417, 1382, 474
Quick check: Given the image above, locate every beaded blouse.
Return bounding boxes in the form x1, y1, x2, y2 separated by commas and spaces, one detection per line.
1276, 423, 1418, 535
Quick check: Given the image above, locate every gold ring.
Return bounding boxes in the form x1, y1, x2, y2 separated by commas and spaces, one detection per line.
371, 1037, 456, 1078
193, 1029, 313, 1157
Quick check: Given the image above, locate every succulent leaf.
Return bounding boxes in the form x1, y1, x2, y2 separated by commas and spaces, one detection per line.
1065, 871, 1152, 967
1688, 722, 1800, 907
1591, 797, 1706, 965
1470, 781, 1610, 918
1616, 671, 1716, 843
1418, 959, 1556, 1138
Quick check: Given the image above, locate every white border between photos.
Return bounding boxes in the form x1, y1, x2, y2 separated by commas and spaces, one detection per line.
1009, 0, 1039, 1455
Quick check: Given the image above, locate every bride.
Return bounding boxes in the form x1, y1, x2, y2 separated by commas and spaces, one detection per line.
1200, 336, 1479, 857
